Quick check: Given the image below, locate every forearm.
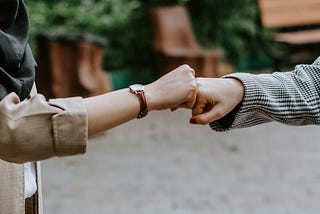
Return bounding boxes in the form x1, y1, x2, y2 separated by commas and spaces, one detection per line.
85, 64, 197, 136
85, 88, 141, 136
0, 88, 143, 162
211, 59, 320, 131
0, 64, 196, 163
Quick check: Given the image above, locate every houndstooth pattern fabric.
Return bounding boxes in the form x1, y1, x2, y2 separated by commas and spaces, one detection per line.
210, 57, 320, 131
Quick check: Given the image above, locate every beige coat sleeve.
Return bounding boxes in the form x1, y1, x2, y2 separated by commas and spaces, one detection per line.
0, 93, 87, 164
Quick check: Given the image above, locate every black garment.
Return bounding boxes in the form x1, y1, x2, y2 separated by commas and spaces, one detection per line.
0, 0, 36, 100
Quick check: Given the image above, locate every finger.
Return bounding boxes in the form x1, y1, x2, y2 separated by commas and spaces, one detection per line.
192, 97, 210, 116
169, 85, 197, 110
170, 101, 192, 110
192, 102, 206, 116
190, 104, 223, 125
176, 102, 191, 109
170, 106, 178, 111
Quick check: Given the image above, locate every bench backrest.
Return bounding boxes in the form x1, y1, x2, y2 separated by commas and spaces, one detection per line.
258, 0, 320, 28
150, 5, 201, 53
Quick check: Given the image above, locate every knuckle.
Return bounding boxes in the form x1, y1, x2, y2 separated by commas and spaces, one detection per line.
192, 80, 197, 89
177, 64, 186, 71
196, 78, 205, 87
187, 84, 197, 97
180, 64, 193, 73
180, 64, 190, 69
190, 81, 197, 93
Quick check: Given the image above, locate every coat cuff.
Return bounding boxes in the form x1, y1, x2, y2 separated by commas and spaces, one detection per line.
209, 73, 260, 131
49, 97, 88, 157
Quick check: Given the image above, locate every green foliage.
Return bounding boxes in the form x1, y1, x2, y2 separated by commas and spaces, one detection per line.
27, 0, 140, 34
27, 0, 142, 69
187, 0, 264, 63
26, 0, 270, 70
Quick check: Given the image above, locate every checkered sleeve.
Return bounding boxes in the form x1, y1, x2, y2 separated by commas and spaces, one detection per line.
210, 57, 320, 131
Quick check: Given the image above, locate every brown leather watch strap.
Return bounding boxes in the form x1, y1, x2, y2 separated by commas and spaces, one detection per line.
135, 91, 148, 118
129, 84, 148, 118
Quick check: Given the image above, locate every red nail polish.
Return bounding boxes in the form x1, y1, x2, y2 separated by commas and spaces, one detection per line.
190, 119, 197, 124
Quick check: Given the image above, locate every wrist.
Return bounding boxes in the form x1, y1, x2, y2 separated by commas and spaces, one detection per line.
129, 84, 148, 118
226, 78, 245, 103
143, 84, 156, 111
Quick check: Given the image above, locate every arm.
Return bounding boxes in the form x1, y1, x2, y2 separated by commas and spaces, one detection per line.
0, 65, 196, 163
85, 65, 197, 136
191, 57, 320, 131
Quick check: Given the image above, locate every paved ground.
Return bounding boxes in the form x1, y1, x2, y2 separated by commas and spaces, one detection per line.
42, 109, 320, 214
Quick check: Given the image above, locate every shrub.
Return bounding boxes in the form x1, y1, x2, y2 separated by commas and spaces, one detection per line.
27, 0, 269, 70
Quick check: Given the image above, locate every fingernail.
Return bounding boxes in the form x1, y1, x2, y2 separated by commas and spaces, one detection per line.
189, 118, 197, 124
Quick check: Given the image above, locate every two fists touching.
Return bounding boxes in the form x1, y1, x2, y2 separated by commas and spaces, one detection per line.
85, 64, 244, 136
145, 64, 245, 125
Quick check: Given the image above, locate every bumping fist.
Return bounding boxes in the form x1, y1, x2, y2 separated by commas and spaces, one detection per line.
144, 64, 197, 111
190, 77, 244, 125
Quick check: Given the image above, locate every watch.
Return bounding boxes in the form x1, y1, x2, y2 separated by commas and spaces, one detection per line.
129, 84, 148, 119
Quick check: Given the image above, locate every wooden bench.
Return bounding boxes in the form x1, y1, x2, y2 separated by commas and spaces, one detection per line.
258, 0, 320, 67
150, 6, 220, 77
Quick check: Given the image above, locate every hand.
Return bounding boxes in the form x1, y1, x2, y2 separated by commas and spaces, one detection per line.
190, 77, 244, 125
145, 64, 197, 111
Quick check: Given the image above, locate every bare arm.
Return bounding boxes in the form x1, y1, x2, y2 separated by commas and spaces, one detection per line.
0, 65, 196, 163
85, 64, 197, 136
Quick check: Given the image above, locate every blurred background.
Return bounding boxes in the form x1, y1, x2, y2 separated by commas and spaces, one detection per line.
27, 0, 275, 91
25, 0, 320, 213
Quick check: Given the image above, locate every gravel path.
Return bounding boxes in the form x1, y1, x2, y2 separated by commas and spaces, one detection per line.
42, 109, 320, 214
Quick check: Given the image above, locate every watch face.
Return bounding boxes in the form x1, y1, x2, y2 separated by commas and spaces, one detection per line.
130, 84, 144, 92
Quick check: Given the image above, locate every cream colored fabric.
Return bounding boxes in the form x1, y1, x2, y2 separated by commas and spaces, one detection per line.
0, 92, 88, 213
24, 162, 37, 198
0, 161, 24, 213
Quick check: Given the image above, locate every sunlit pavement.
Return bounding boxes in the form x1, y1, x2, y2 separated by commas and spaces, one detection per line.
42, 109, 320, 214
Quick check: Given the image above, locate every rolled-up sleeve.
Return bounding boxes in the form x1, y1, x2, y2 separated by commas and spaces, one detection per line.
0, 93, 87, 164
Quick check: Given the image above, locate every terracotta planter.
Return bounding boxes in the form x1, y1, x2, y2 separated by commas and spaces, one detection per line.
36, 33, 110, 98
